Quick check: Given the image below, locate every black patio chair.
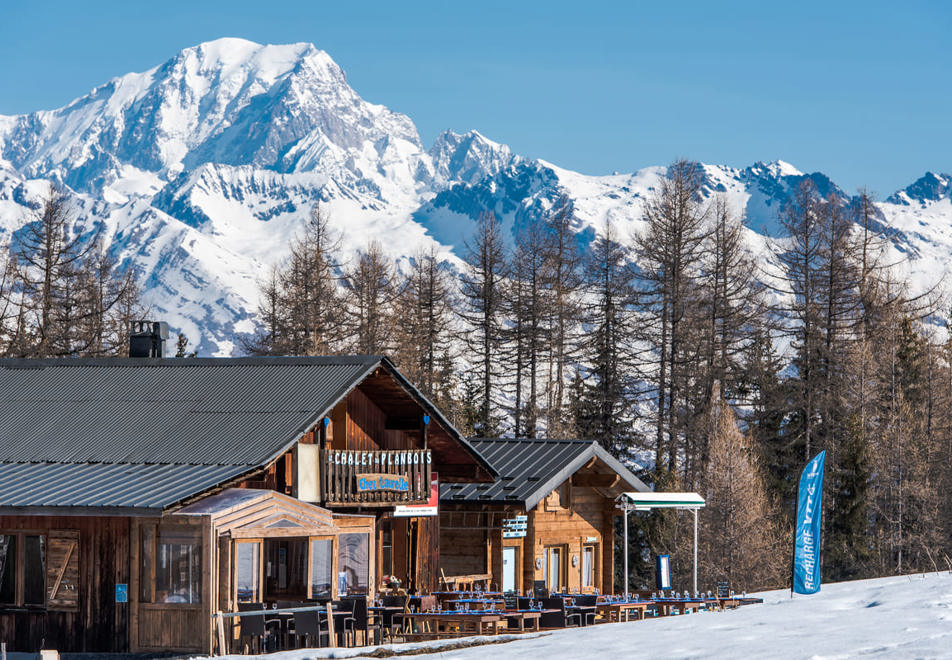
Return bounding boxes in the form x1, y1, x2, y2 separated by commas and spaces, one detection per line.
341, 596, 370, 646
574, 595, 598, 625
539, 597, 581, 628
333, 598, 357, 646
237, 602, 278, 653
381, 595, 409, 641
517, 596, 533, 610
292, 609, 329, 648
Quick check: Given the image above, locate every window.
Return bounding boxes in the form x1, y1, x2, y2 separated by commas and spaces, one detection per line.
381, 522, 393, 579
543, 546, 564, 592
337, 533, 369, 596
0, 533, 46, 607
545, 482, 571, 511
156, 533, 201, 604
310, 539, 333, 600
582, 545, 596, 590
235, 542, 261, 603
264, 538, 307, 599
140, 525, 202, 605
0, 535, 16, 605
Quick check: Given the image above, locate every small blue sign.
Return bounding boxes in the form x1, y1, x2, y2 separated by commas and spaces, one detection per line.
116, 583, 128, 603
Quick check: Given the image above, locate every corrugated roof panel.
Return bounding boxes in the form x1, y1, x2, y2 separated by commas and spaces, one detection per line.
0, 357, 379, 465
0, 462, 251, 509
439, 438, 593, 504
440, 438, 648, 507
0, 355, 494, 510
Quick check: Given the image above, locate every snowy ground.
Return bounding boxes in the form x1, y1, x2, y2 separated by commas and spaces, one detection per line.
216, 572, 952, 659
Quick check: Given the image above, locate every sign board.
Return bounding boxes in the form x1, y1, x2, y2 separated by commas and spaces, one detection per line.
502, 515, 528, 539
533, 580, 547, 599
504, 592, 519, 610
115, 583, 128, 603
394, 472, 439, 517
356, 472, 410, 493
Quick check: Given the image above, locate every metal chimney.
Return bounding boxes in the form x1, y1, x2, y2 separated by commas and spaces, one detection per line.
129, 321, 169, 358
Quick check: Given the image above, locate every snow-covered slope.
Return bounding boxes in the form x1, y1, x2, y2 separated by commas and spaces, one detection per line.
0, 38, 948, 354
213, 572, 952, 659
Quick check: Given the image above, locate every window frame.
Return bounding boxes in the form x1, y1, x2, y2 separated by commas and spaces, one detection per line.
0, 530, 47, 609
581, 544, 598, 591
543, 545, 566, 593
139, 523, 203, 606
544, 481, 572, 512
337, 532, 370, 596
234, 539, 263, 604
308, 536, 336, 600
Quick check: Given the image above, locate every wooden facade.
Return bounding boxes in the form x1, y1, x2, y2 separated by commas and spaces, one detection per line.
439, 440, 649, 596
440, 482, 616, 595
0, 515, 132, 653
0, 357, 493, 653
246, 370, 492, 595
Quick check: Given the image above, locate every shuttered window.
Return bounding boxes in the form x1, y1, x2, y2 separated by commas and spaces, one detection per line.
0, 531, 54, 608
46, 531, 79, 610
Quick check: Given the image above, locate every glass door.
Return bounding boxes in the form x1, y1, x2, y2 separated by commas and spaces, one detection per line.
235, 540, 262, 603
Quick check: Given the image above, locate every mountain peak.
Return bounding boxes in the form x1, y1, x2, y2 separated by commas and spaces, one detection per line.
430, 129, 517, 185
749, 159, 804, 178
886, 172, 952, 206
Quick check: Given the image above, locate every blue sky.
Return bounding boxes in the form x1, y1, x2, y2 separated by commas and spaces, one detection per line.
1, 0, 949, 196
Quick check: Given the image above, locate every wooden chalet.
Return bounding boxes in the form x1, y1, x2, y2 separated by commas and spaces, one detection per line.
0, 349, 494, 654
439, 438, 649, 596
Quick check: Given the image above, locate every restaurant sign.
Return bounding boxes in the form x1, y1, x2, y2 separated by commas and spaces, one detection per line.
503, 515, 528, 538
356, 473, 411, 493
394, 472, 439, 517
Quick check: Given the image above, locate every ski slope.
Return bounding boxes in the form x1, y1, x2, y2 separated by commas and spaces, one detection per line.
220, 572, 952, 659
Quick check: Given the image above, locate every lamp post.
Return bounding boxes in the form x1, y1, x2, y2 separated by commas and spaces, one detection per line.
615, 496, 634, 600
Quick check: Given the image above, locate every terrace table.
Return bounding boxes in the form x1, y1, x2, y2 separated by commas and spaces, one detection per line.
653, 598, 707, 616
595, 601, 653, 623
502, 610, 542, 632
368, 605, 405, 643
447, 598, 505, 611
400, 611, 504, 639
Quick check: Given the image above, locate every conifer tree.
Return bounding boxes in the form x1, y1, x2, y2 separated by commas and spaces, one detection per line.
634, 159, 711, 477
343, 240, 400, 355
459, 211, 507, 435
699, 383, 786, 590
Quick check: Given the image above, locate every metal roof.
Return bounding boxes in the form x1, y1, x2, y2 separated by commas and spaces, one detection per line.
0, 356, 380, 465
0, 462, 252, 511
440, 438, 649, 510
0, 355, 489, 510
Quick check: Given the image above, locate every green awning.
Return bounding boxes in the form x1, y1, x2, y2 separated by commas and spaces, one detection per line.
619, 491, 705, 510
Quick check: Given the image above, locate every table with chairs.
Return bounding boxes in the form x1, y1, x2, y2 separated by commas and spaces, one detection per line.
217, 585, 761, 653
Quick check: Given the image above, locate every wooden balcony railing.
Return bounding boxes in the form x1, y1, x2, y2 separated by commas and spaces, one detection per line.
321, 448, 432, 505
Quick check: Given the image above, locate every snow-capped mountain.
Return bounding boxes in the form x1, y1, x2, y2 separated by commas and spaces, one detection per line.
0, 38, 948, 354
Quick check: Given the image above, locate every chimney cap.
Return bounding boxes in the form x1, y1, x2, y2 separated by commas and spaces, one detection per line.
130, 320, 169, 358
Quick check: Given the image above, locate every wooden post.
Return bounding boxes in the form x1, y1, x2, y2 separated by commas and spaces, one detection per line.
215, 612, 226, 656
325, 602, 336, 648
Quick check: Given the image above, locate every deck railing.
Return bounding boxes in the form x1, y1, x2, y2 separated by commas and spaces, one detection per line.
321, 448, 432, 505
